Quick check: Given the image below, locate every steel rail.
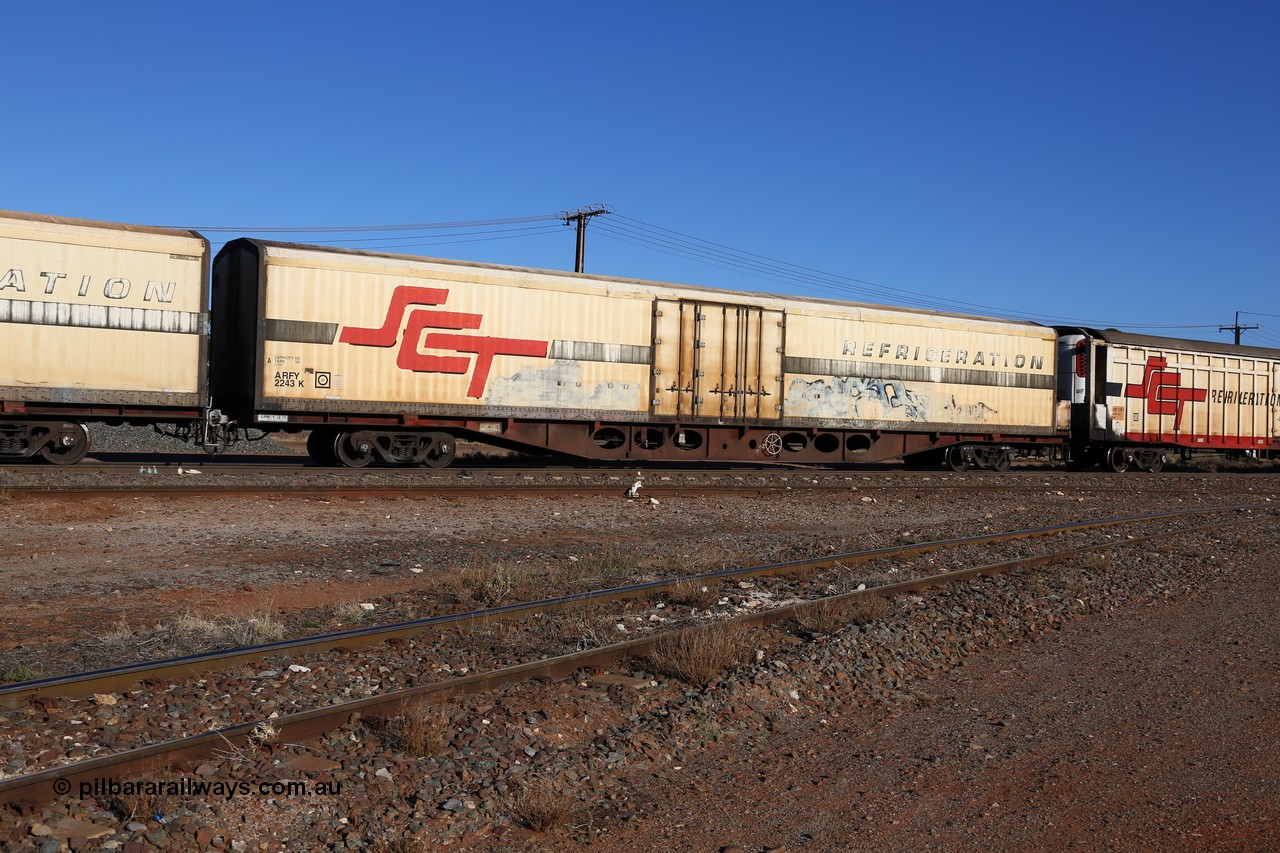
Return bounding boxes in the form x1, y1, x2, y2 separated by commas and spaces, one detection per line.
0, 483, 865, 500
1, 504, 1268, 710
0, 512, 1260, 808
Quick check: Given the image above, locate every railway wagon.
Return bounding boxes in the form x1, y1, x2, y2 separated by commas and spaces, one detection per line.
0, 211, 211, 463
211, 239, 1063, 467
1060, 328, 1280, 472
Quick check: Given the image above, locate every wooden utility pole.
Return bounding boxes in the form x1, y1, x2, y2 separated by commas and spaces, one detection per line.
560, 205, 612, 272
1219, 310, 1259, 345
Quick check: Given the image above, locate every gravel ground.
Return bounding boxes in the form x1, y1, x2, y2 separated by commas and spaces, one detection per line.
0, 469, 1277, 851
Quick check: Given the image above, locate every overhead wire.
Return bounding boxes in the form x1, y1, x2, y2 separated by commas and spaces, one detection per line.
599, 216, 1231, 332
182, 214, 561, 233
179, 209, 1269, 340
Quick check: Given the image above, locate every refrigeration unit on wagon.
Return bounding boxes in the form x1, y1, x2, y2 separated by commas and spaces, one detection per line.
1059, 328, 1280, 472
210, 239, 1065, 468
0, 211, 212, 463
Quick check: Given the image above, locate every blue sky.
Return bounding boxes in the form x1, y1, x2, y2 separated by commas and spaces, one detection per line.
5, 2, 1277, 344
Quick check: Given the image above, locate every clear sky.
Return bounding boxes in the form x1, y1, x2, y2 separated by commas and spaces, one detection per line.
4, 2, 1277, 345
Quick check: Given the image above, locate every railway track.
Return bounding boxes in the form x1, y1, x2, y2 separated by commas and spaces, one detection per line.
2, 467, 1267, 500
0, 503, 1271, 807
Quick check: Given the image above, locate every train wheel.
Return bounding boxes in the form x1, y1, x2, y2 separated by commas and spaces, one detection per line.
423, 432, 456, 468
946, 446, 970, 472
1106, 447, 1130, 473
334, 432, 375, 468
306, 429, 339, 466
994, 450, 1012, 473
38, 424, 89, 465
1139, 451, 1166, 474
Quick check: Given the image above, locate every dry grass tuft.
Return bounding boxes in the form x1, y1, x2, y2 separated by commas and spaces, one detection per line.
796, 595, 892, 634
246, 721, 278, 750
392, 702, 454, 757
0, 663, 39, 684
108, 787, 173, 822
88, 611, 287, 661
856, 569, 901, 588
106, 758, 175, 821
545, 597, 614, 650
334, 602, 380, 625
169, 612, 287, 650
665, 577, 720, 609
647, 621, 757, 687
448, 559, 538, 606
510, 779, 576, 832
846, 595, 893, 625
560, 544, 639, 586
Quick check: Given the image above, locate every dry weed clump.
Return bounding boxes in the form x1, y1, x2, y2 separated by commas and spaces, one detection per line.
89, 612, 287, 661
510, 779, 576, 832
0, 663, 39, 684
167, 612, 287, 652
565, 544, 640, 586
665, 577, 720, 610
449, 559, 538, 606
392, 702, 454, 757
545, 597, 614, 650
857, 569, 901, 588
647, 621, 757, 687
796, 594, 892, 635
334, 602, 380, 625
108, 786, 172, 822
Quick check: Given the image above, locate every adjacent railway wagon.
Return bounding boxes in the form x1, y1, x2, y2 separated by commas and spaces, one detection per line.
1060, 329, 1280, 472
0, 212, 212, 463
210, 238, 1062, 468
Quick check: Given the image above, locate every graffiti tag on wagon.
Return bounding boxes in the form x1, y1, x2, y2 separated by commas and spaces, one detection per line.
339, 285, 549, 398
841, 339, 1045, 370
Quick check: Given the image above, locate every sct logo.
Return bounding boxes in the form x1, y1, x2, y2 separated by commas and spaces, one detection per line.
339, 285, 548, 398
1123, 356, 1206, 430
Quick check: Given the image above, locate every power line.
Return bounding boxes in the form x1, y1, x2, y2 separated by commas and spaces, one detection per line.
176, 208, 1269, 339
597, 216, 1229, 332
176, 214, 562, 233
277, 223, 564, 249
